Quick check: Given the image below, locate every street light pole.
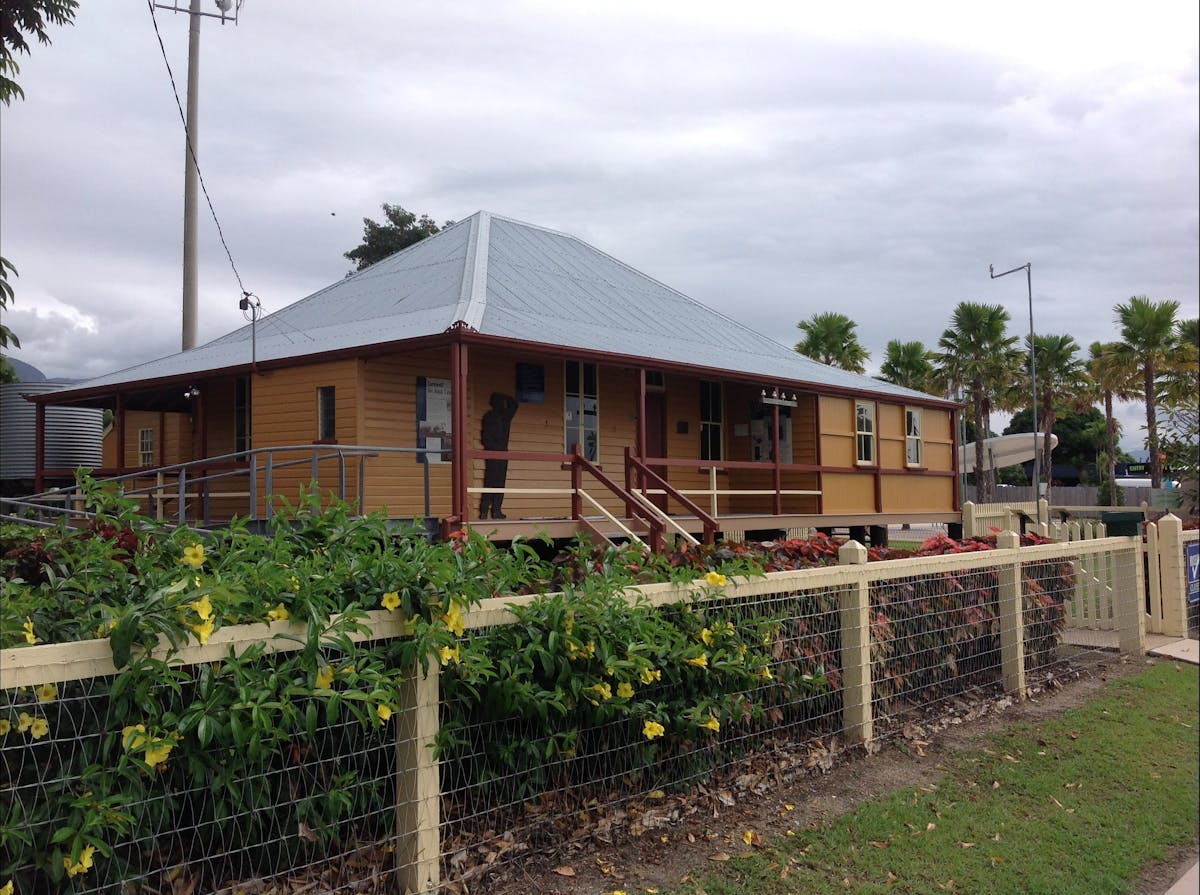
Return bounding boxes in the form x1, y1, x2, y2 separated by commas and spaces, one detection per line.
989, 262, 1039, 501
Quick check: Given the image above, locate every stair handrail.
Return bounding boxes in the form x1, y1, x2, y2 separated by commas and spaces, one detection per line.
566, 448, 663, 551
625, 448, 718, 544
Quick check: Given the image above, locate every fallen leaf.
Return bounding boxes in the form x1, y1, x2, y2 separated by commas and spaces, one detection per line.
959, 841, 975, 848
870, 841, 890, 849
553, 866, 576, 877
710, 851, 731, 862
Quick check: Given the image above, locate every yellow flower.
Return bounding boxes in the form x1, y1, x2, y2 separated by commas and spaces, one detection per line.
144, 737, 175, 766
192, 616, 214, 645
685, 653, 709, 669
123, 724, 148, 750
439, 645, 460, 666
703, 571, 727, 587
700, 715, 720, 732
180, 543, 206, 569
1, 878, 13, 895
583, 640, 596, 658
381, 591, 401, 611
289, 575, 300, 592
22, 618, 36, 644
699, 627, 715, 647
616, 681, 634, 699
36, 682, 57, 703
758, 665, 773, 681
563, 612, 574, 635
315, 665, 334, 689
266, 603, 290, 622
442, 601, 465, 637
190, 594, 213, 621
377, 704, 393, 722
639, 667, 662, 685
16, 713, 33, 733
63, 843, 96, 877
587, 682, 612, 701
30, 717, 49, 739
642, 719, 665, 740
0, 719, 10, 735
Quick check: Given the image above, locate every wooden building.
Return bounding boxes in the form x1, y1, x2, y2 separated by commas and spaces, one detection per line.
30, 212, 961, 548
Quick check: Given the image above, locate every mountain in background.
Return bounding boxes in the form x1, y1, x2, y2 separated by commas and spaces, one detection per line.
5, 358, 48, 382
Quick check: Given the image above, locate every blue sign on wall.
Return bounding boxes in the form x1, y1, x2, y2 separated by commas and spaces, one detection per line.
1187, 541, 1200, 605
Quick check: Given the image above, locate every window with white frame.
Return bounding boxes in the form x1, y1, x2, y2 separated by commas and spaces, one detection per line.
700, 380, 723, 461
565, 361, 599, 462
855, 401, 875, 464
905, 408, 923, 466
138, 428, 154, 466
317, 386, 336, 441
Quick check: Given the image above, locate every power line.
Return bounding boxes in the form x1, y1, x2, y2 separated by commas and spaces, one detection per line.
145, 0, 249, 298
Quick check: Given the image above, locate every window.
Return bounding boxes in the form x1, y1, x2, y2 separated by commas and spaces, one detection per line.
138, 428, 154, 466
234, 376, 251, 454
565, 361, 598, 462
317, 386, 336, 441
700, 380, 723, 461
855, 401, 875, 464
905, 408, 923, 466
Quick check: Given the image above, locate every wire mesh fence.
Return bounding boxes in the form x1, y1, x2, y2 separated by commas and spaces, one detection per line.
0, 535, 1151, 894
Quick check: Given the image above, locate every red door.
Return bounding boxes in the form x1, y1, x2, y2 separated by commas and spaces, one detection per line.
644, 392, 668, 511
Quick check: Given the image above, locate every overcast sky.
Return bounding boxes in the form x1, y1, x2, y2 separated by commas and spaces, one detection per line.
2, 0, 1197, 450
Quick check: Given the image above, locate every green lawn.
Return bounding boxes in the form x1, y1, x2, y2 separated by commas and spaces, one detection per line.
667, 662, 1199, 895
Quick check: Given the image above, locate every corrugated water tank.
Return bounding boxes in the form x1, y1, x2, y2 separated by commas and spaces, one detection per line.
0, 382, 104, 480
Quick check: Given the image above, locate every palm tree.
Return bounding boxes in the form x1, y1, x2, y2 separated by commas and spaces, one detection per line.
1087, 341, 1138, 504
1028, 334, 1087, 502
1114, 296, 1180, 488
936, 302, 1018, 502
795, 312, 869, 373
879, 340, 936, 393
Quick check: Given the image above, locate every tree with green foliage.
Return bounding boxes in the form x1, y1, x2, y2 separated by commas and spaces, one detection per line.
1026, 333, 1087, 501
794, 311, 869, 373
1087, 341, 1139, 505
1, 0, 79, 381
936, 302, 1019, 502
1004, 405, 1117, 485
1113, 296, 1182, 488
878, 339, 936, 393
343, 204, 451, 271
0, 0, 78, 104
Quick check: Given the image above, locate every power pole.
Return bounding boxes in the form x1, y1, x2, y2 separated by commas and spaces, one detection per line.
154, 1, 242, 351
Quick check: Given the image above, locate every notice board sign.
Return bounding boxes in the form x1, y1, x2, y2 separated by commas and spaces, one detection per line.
416, 377, 452, 464
516, 363, 545, 404
1187, 541, 1199, 604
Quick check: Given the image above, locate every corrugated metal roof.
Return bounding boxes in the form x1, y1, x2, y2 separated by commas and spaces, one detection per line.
58, 212, 947, 404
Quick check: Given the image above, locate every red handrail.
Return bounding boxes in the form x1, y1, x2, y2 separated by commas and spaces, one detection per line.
625, 448, 718, 545
565, 448, 663, 551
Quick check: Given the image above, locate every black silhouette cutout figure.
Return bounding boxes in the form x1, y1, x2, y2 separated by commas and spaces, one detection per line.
480, 392, 518, 519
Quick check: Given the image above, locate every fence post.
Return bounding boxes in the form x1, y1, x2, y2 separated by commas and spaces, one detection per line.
1116, 536, 1146, 657
1145, 521, 1161, 634
1037, 498, 1049, 536
838, 541, 872, 747
396, 662, 440, 894
996, 530, 1026, 699
962, 501, 976, 538
1155, 513, 1188, 638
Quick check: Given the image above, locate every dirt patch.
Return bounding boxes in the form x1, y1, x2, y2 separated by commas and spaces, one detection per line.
478, 652, 1195, 895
